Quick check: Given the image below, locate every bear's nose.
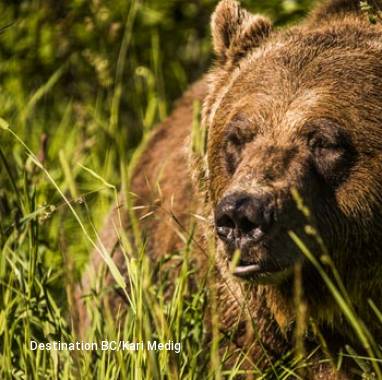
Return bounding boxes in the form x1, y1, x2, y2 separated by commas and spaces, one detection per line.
214, 192, 274, 250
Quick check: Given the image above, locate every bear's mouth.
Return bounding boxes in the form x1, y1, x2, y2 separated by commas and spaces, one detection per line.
218, 223, 301, 283
233, 263, 263, 277
232, 261, 294, 283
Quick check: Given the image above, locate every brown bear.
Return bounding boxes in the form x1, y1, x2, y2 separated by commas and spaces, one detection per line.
76, 0, 382, 378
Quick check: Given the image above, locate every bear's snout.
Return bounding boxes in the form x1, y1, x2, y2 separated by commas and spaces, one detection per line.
214, 191, 274, 255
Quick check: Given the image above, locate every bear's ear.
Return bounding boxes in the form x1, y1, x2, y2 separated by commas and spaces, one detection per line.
211, 0, 272, 64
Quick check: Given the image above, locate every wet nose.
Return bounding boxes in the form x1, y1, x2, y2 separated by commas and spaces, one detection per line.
214, 192, 274, 250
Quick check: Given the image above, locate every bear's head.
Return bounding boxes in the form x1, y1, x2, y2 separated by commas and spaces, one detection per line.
203, 0, 382, 323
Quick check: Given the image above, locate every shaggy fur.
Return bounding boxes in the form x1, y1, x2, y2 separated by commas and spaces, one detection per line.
76, 1, 382, 378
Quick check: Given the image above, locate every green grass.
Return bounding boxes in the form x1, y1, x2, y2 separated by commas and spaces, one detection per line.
2, 89, 382, 380
0, 0, 381, 379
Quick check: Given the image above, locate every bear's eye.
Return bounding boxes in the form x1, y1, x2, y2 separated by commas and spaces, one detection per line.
224, 130, 246, 174
306, 120, 355, 185
222, 114, 255, 175
309, 136, 342, 152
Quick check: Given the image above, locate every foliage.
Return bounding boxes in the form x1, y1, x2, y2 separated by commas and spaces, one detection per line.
5, 1, 379, 379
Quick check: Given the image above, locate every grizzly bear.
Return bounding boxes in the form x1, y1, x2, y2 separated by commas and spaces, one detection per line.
76, 0, 382, 378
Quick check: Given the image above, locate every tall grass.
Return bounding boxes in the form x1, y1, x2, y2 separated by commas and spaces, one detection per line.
0, 0, 381, 379
2, 93, 382, 379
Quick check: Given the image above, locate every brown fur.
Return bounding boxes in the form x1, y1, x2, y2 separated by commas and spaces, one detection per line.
76, 1, 382, 378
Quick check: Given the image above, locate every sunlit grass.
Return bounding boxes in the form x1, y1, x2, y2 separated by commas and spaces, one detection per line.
0, 0, 381, 378
2, 101, 381, 378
